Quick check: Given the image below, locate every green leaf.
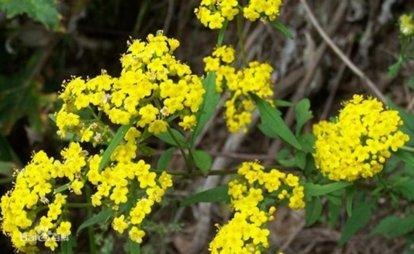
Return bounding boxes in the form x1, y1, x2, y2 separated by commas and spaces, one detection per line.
99, 124, 131, 171
396, 150, 414, 167
275, 148, 296, 167
298, 133, 315, 154
295, 151, 306, 170
217, 21, 228, 46
269, 20, 294, 39
274, 99, 293, 107
193, 150, 213, 173
0, 161, 14, 176
305, 197, 322, 226
254, 96, 302, 150
181, 186, 230, 206
346, 186, 356, 217
372, 215, 414, 238
339, 203, 372, 245
77, 208, 114, 235
393, 178, 414, 201
157, 148, 175, 171
0, 0, 60, 29
191, 72, 220, 145
305, 182, 352, 197
60, 235, 75, 254
388, 56, 404, 77
294, 99, 313, 135
328, 199, 341, 228
157, 128, 188, 148
126, 239, 141, 254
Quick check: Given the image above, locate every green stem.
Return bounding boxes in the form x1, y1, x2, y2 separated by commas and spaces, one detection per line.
85, 185, 97, 254
401, 146, 414, 152
217, 20, 228, 46
167, 128, 193, 173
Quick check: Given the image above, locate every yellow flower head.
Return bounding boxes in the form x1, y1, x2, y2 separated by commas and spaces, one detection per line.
210, 161, 304, 253
204, 45, 274, 133
56, 33, 205, 142
313, 95, 409, 181
400, 14, 414, 36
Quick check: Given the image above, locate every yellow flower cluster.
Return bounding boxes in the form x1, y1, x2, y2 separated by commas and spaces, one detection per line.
56, 33, 205, 143
400, 14, 414, 36
87, 127, 173, 244
313, 95, 409, 181
204, 45, 273, 132
243, 0, 283, 21
209, 162, 304, 253
195, 0, 239, 29
195, 0, 283, 29
0, 142, 86, 252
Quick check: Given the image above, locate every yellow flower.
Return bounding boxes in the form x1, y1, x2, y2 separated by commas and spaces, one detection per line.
112, 215, 128, 234
129, 226, 145, 243
204, 46, 274, 133
313, 95, 409, 181
400, 14, 414, 36
56, 221, 71, 237
70, 179, 84, 195
210, 161, 304, 253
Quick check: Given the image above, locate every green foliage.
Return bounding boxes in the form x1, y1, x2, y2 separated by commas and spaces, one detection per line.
77, 208, 114, 235
99, 124, 132, 171
372, 215, 414, 238
269, 20, 294, 39
181, 186, 230, 206
294, 99, 313, 135
254, 96, 302, 150
157, 128, 188, 148
157, 148, 175, 171
339, 202, 372, 245
191, 72, 220, 145
192, 150, 213, 173
305, 182, 352, 197
0, 0, 60, 29
305, 197, 322, 226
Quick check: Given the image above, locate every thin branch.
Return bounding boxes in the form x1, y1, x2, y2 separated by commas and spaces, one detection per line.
300, 0, 387, 103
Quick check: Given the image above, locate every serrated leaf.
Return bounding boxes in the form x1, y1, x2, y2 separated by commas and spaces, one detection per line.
305, 182, 352, 197
269, 20, 294, 39
193, 150, 212, 173
77, 207, 114, 235
274, 99, 293, 107
295, 99, 313, 135
254, 96, 302, 150
372, 215, 414, 238
157, 148, 175, 171
305, 197, 322, 226
181, 186, 230, 206
191, 72, 220, 145
99, 124, 131, 171
157, 128, 187, 148
339, 203, 372, 245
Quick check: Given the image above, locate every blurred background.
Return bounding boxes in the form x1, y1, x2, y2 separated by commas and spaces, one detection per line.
1, 0, 414, 253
